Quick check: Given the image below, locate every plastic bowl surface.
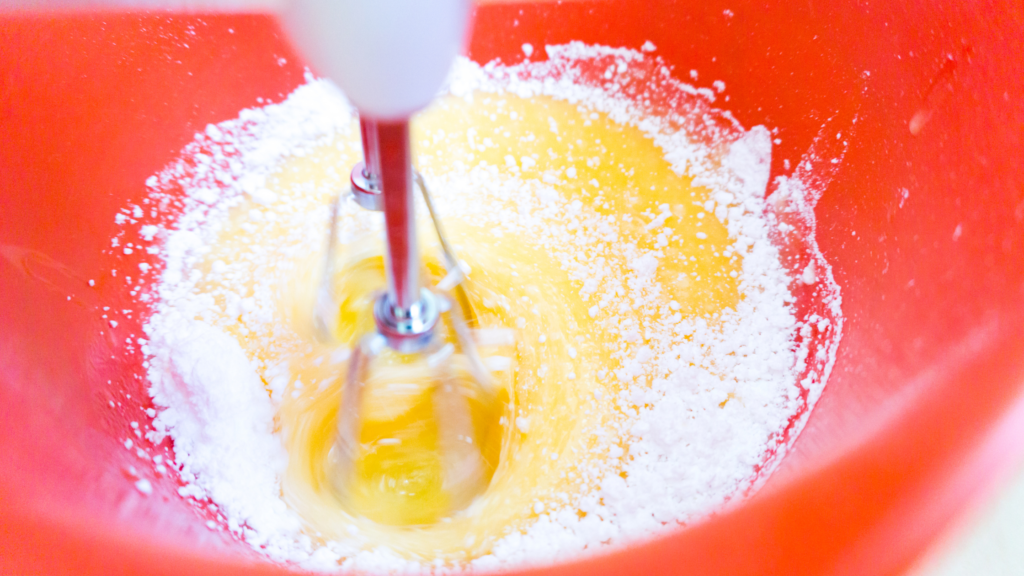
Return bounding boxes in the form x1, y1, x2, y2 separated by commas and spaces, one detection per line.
2, 1, 1023, 574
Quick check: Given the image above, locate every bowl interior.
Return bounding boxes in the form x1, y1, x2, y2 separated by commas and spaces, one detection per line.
1, 2, 1023, 575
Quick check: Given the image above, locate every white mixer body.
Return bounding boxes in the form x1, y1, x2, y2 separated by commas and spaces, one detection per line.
282, 0, 471, 120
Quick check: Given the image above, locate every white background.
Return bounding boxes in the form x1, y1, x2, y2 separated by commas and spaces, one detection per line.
911, 459, 1024, 575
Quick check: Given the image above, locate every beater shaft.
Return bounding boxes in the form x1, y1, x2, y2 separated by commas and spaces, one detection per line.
359, 119, 382, 188
377, 121, 419, 311
351, 119, 384, 211
371, 121, 439, 352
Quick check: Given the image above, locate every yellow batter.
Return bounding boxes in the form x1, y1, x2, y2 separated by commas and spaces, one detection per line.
190, 93, 739, 562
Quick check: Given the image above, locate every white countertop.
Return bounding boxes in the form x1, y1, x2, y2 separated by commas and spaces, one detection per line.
910, 459, 1024, 575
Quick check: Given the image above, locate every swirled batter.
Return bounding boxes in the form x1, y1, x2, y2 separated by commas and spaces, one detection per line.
138, 45, 842, 572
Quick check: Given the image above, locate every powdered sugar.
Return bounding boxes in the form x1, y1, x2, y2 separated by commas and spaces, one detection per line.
128, 44, 842, 572
146, 316, 307, 561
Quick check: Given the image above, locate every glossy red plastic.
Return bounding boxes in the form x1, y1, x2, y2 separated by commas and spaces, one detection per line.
2, 1, 1023, 575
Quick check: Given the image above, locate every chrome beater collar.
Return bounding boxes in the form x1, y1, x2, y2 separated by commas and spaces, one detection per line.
373, 287, 440, 353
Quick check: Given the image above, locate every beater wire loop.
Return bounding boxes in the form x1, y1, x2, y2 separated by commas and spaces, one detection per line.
313, 192, 349, 344
321, 173, 509, 517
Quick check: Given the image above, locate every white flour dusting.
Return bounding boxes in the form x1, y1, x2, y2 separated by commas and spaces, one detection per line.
119, 43, 843, 572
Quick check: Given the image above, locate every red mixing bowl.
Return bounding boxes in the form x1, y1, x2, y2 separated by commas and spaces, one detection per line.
2, 1, 1023, 574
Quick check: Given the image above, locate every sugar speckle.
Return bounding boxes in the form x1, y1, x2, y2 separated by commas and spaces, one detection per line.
516, 416, 531, 433
135, 479, 152, 495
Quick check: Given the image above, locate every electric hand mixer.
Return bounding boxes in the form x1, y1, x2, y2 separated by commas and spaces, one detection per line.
282, 0, 509, 516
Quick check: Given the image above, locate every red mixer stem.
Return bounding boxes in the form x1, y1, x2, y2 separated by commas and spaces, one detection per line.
375, 119, 420, 312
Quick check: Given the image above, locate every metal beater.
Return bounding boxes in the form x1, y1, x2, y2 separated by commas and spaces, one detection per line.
316, 119, 503, 513
282, 0, 507, 515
